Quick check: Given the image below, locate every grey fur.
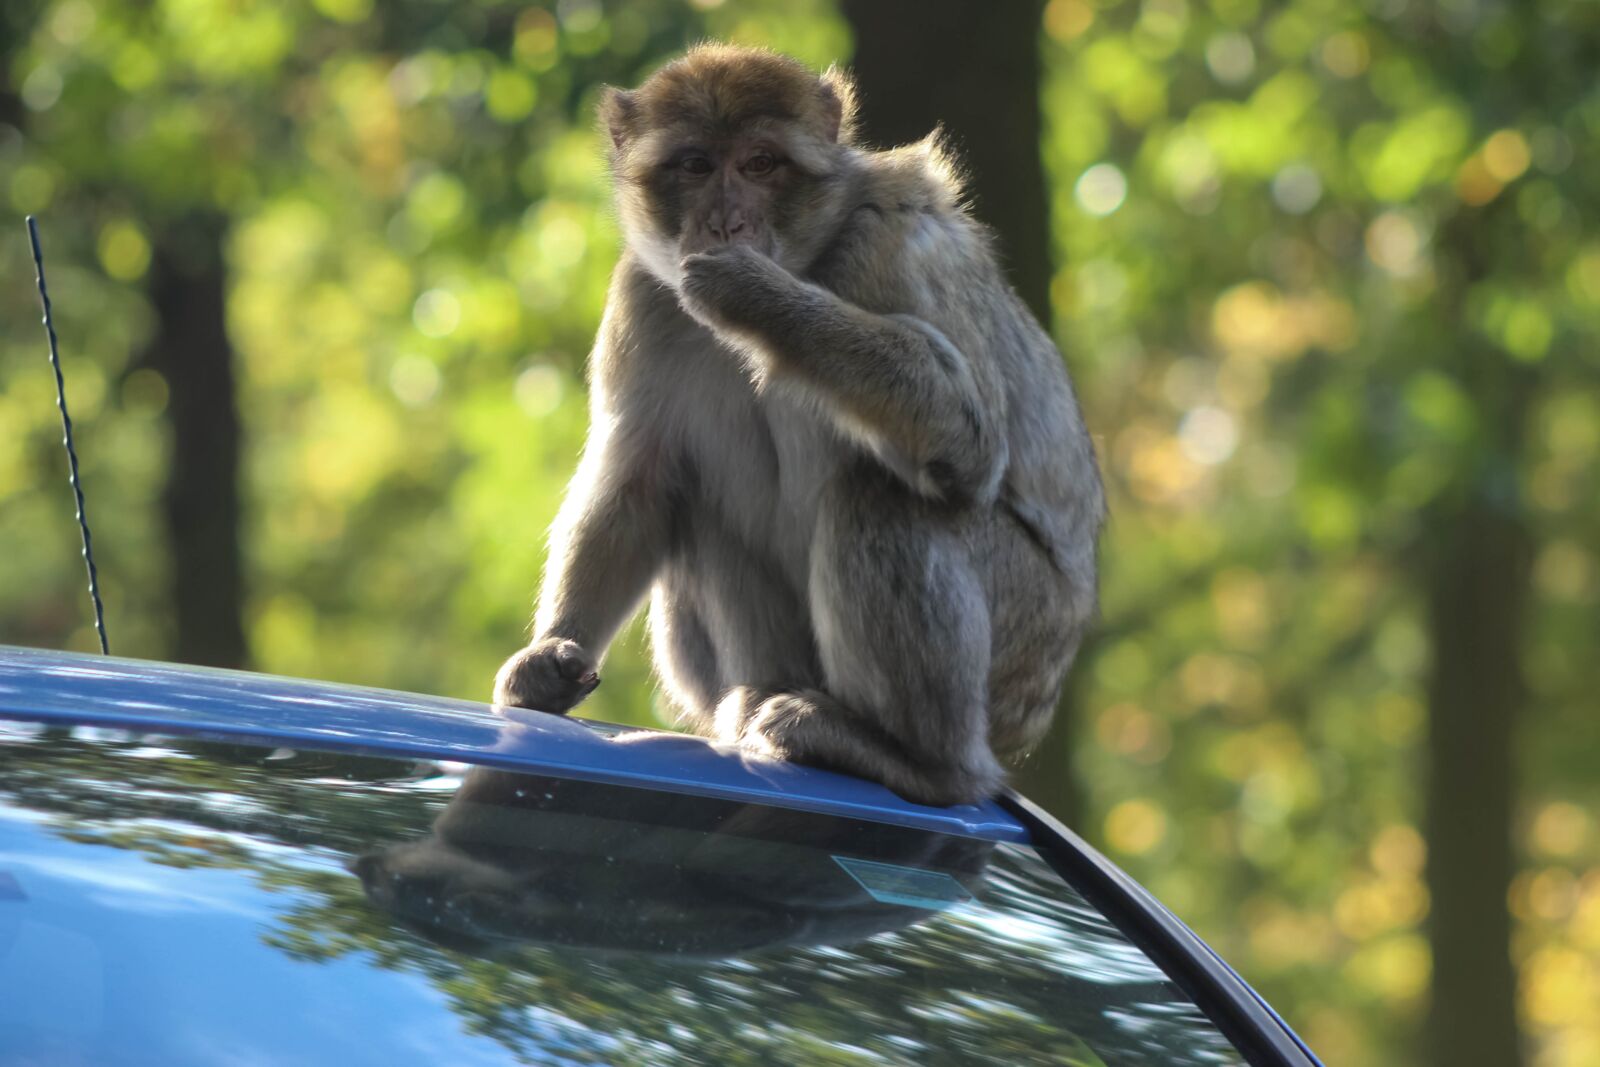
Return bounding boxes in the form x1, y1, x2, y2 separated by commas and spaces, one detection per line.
495, 48, 1104, 806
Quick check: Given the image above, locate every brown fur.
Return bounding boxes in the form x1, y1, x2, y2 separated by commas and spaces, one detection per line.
495, 47, 1104, 805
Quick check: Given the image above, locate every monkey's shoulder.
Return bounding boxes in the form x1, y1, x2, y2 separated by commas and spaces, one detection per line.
597, 257, 713, 358
813, 158, 993, 307
857, 134, 969, 214
606, 257, 685, 318
587, 257, 722, 399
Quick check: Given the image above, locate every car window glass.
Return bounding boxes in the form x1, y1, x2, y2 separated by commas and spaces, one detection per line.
0, 721, 1246, 1066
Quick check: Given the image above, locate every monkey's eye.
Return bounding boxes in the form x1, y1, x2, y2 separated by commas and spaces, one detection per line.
680, 156, 713, 176
743, 153, 777, 176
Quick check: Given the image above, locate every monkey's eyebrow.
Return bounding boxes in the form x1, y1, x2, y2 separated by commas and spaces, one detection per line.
658, 145, 714, 167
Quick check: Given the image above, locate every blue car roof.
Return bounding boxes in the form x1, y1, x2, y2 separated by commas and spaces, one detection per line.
0, 645, 1027, 843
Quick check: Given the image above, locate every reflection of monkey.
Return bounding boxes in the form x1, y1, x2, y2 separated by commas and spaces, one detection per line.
354, 767, 993, 957
495, 45, 1104, 806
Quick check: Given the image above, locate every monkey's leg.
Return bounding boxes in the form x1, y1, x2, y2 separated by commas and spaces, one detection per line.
656, 523, 824, 731
732, 464, 1006, 806
718, 686, 970, 803
650, 581, 720, 723
983, 516, 1087, 758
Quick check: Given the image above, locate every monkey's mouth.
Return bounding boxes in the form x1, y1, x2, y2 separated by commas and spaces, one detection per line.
679, 228, 774, 259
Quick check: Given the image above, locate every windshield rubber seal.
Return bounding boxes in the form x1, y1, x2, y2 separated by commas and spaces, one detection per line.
999, 789, 1322, 1067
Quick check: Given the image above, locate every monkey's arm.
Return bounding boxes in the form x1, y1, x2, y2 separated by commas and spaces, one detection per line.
497, 264, 687, 712
495, 414, 675, 712
680, 246, 1006, 506
535, 422, 672, 650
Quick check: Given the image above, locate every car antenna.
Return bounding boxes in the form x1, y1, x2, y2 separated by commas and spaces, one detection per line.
26, 215, 110, 655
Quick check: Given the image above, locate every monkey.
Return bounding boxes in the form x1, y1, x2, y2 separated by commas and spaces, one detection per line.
493, 45, 1104, 807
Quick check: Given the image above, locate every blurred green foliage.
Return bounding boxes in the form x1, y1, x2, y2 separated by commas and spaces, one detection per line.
1037, 2, 1598, 1063
2, 0, 1599, 1064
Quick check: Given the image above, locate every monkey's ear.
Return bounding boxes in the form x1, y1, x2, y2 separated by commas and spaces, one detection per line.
598, 87, 637, 152
819, 64, 858, 144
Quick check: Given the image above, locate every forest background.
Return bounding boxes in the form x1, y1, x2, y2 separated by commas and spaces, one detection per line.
2, 0, 1597, 1063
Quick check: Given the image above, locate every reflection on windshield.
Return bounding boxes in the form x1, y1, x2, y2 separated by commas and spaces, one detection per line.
355, 767, 996, 957
0, 724, 1245, 1066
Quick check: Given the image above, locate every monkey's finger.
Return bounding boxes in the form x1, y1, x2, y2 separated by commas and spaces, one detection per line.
497, 673, 583, 714
494, 647, 595, 714
551, 640, 594, 681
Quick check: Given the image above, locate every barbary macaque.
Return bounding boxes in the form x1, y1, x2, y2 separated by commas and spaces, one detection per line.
494, 45, 1104, 806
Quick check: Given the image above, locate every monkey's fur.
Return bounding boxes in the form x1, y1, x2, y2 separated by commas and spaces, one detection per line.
495, 46, 1104, 806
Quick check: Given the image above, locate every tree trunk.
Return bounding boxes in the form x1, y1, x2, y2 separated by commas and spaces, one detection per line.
143, 215, 249, 669
1424, 499, 1528, 1067
840, 0, 1080, 826
840, 0, 1053, 325
1417, 189, 1534, 1065
1422, 462, 1530, 1067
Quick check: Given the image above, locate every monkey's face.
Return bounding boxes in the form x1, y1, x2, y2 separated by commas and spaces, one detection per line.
601, 46, 854, 287
654, 132, 791, 261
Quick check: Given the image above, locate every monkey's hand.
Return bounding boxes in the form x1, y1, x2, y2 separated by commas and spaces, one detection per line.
492, 638, 600, 714
678, 245, 807, 343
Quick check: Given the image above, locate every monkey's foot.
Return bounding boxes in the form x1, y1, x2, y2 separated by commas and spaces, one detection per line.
717, 686, 1000, 808
493, 638, 599, 714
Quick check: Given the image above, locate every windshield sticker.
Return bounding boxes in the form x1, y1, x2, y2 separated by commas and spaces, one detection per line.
832, 856, 973, 910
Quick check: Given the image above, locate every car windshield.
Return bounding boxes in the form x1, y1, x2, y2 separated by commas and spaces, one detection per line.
0, 719, 1245, 1066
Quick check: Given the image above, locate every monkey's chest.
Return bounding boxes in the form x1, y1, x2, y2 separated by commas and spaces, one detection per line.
764, 389, 838, 524
690, 383, 841, 582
